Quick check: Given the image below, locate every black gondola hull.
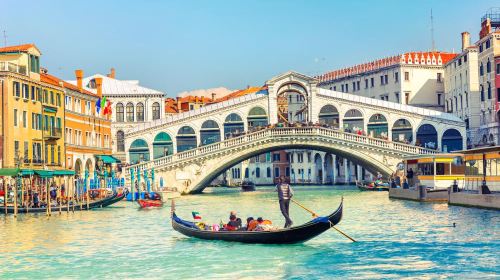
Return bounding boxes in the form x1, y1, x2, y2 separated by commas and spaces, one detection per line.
171, 200, 343, 244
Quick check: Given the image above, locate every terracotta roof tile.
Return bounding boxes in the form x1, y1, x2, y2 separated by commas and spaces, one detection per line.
41, 73, 96, 96
0, 44, 38, 53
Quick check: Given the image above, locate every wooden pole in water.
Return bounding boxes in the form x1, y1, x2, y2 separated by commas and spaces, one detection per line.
3, 179, 7, 214
13, 178, 18, 217
290, 198, 356, 242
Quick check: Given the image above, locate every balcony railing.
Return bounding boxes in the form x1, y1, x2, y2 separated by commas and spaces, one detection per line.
44, 127, 62, 139
0, 61, 28, 75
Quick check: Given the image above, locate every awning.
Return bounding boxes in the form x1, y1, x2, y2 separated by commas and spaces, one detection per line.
96, 155, 121, 164
0, 168, 20, 176
34, 170, 53, 178
53, 170, 75, 176
21, 169, 35, 176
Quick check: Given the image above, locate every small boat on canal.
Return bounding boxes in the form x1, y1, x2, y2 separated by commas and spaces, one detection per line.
240, 181, 256, 192
170, 199, 343, 244
1, 192, 125, 214
356, 180, 389, 191
137, 199, 163, 208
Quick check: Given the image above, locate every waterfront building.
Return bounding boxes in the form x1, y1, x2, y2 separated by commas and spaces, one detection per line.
474, 9, 500, 146
318, 51, 457, 111
444, 32, 481, 149
43, 71, 114, 179
68, 69, 166, 162
0, 44, 66, 171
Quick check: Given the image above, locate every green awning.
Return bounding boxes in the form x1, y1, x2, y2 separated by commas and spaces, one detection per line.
34, 170, 53, 178
21, 169, 35, 176
53, 170, 75, 176
43, 107, 57, 113
0, 168, 20, 176
96, 155, 121, 164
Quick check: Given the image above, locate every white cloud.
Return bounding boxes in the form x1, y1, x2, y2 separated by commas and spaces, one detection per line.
176, 87, 234, 99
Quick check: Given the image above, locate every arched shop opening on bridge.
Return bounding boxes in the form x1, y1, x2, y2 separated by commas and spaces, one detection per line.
177, 126, 197, 152
153, 132, 173, 159
200, 120, 221, 146
224, 113, 244, 138
441, 129, 463, 152
129, 139, 150, 164
318, 105, 339, 128
392, 119, 413, 143
343, 109, 364, 132
367, 114, 388, 139
247, 107, 268, 129
416, 124, 438, 150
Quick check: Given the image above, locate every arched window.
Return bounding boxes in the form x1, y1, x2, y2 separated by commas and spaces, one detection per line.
152, 102, 160, 120
416, 124, 438, 149
200, 120, 221, 145
318, 105, 339, 128
153, 132, 173, 159
129, 139, 149, 164
480, 85, 484, 102
441, 129, 463, 152
487, 82, 491, 99
176, 126, 197, 152
480, 63, 484, 76
116, 103, 124, 122
224, 113, 244, 139
247, 107, 268, 128
487, 59, 491, 73
126, 103, 134, 122
136, 102, 144, 122
343, 109, 363, 132
116, 130, 125, 152
367, 113, 388, 138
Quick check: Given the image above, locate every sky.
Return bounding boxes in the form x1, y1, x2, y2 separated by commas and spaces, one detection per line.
2, 0, 498, 96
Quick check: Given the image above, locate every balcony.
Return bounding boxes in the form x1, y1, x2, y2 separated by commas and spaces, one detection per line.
0, 61, 27, 75
44, 127, 62, 139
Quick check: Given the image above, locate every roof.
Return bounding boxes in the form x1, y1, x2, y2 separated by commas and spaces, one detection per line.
318, 51, 457, 83
458, 146, 500, 154
41, 73, 96, 96
0, 43, 40, 54
165, 98, 178, 114
67, 74, 165, 97
211, 86, 266, 103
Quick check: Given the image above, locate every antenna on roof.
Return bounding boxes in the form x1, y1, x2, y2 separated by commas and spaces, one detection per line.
430, 9, 436, 51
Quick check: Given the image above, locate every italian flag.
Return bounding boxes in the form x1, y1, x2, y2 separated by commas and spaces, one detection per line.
192, 211, 202, 220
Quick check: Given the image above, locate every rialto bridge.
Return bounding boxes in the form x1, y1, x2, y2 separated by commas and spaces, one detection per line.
124, 71, 466, 193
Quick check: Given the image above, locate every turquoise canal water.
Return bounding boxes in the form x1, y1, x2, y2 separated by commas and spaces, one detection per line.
1, 186, 499, 279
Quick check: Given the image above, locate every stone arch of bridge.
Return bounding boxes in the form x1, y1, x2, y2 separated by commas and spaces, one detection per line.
187, 141, 396, 193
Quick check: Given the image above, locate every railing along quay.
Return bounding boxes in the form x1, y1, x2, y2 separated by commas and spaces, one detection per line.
125, 126, 437, 175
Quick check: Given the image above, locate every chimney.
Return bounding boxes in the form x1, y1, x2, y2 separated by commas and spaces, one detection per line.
176, 97, 181, 111
461, 32, 470, 51
75, 69, 83, 91
107, 68, 116, 79
211, 93, 216, 101
95, 77, 103, 98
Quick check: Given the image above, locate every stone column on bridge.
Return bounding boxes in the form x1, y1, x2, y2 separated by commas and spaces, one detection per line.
344, 158, 349, 184
321, 153, 326, 185
332, 155, 337, 184
357, 165, 363, 181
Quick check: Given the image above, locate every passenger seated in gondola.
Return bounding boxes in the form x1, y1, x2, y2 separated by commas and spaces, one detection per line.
254, 217, 273, 231
144, 192, 150, 199
246, 217, 258, 231
152, 193, 161, 200
224, 214, 240, 231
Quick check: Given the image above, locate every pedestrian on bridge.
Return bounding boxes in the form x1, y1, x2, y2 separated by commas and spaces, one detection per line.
276, 176, 294, 228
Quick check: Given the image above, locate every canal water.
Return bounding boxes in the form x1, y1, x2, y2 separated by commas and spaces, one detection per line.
1, 186, 498, 279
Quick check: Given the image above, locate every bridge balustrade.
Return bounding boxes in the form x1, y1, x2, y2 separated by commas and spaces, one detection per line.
126, 126, 437, 175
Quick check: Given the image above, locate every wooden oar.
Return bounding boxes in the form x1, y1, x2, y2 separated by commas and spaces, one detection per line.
291, 198, 357, 242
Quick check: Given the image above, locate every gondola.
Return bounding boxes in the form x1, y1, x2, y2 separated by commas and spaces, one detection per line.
240, 181, 255, 192
355, 180, 389, 192
137, 199, 163, 208
171, 199, 343, 244
1, 192, 125, 214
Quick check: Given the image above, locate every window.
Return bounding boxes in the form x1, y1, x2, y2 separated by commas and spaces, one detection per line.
488, 82, 492, 99
31, 86, 35, 100
43, 89, 48, 103
487, 59, 491, 73
333, 86, 336, 91
274, 167, 280, 178
126, 103, 134, 122
341, 84, 344, 92
405, 92, 410, 104
345, 84, 348, 92
380, 75, 384, 85
370, 77, 374, 87
57, 146, 61, 164
384, 75, 388, 84
486, 39, 490, 49
51, 145, 55, 164
24, 141, 28, 161
244, 168, 249, 178
50, 91, 54, 104
36, 87, 41, 101
480, 63, 484, 76
481, 85, 485, 101
437, 93, 442, 106
56, 93, 61, 106
395, 72, 399, 83
298, 153, 303, 163
437, 73, 442, 82
13, 109, 17, 126
272, 153, 280, 162
479, 44, 483, 52
267, 167, 271, 178
256, 167, 260, 178
497, 63, 500, 74
86, 101, 91, 114
356, 81, 360, 91
465, 92, 469, 107
14, 141, 19, 156
460, 95, 463, 109
136, 102, 145, 122
44, 144, 48, 163
395, 92, 400, 103
404, 72, 409, 81
116, 103, 124, 122
464, 54, 467, 63
22, 111, 27, 128
364, 79, 368, 88
12, 81, 20, 97
153, 102, 161, 120
117, 130, 125, 152
22, 84, 29, 99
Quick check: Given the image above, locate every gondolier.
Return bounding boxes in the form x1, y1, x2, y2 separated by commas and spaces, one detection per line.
276, 176, 293, 228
